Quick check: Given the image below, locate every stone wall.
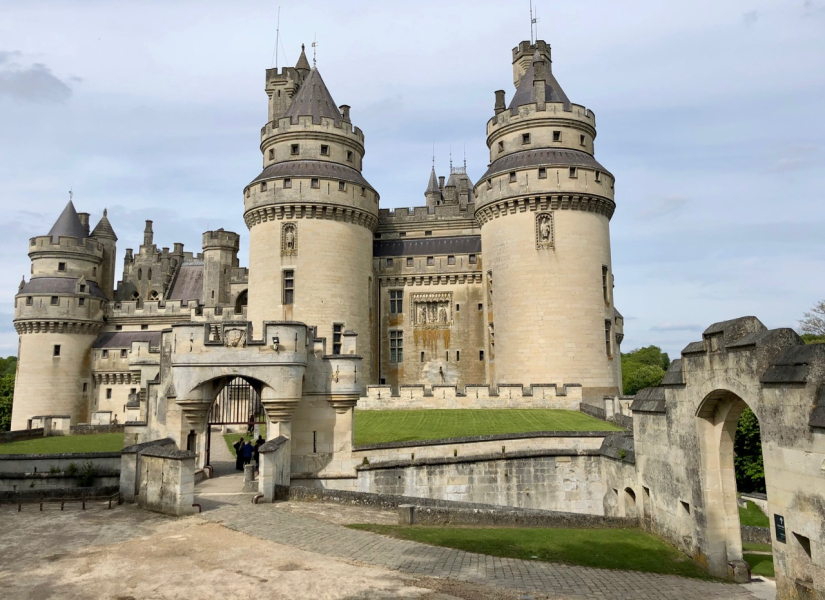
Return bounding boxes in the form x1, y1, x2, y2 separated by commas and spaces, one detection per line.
137, 446, 197, 516
0, 428, 45, 444
0, 452, 121, 474
357, 383, 582, 410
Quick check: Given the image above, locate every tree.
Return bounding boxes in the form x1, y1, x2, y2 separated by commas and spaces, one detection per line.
800, 300, 825, 336
735, 407, 765, 494
801, 333, 825, 344
0, 356, 16, 377
0, 373, 14, 432
621, 346, 671, 395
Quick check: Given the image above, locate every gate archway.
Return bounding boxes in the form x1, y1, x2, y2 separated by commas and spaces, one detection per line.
204, 377, 267, 467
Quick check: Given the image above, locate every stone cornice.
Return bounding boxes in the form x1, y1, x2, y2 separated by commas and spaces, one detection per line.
93, 371, 139, 385
475, 194, 615, 225
379, 273, 482, 287
244, 203, 379, 232
14, 320, 103, 335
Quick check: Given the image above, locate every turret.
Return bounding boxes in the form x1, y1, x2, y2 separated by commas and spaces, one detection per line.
424, 167, 442, 207
143, 220, 154, 248
202, 228, 240, 307
90, 208, 118, 300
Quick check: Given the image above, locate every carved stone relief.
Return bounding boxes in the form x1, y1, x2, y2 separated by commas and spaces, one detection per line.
536, 212, 554, 250
224, 328, 247, 348
282, 222, 297, 256
412, 292, 452, 328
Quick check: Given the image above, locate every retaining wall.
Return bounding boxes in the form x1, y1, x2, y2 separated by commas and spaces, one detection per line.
358, 384, 582, 410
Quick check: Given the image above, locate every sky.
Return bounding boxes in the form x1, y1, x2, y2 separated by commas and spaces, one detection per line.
0, 0, 823, 359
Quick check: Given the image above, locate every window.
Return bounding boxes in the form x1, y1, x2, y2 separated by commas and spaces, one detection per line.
79, 284, 86, 293
420, 351, 425, 362
446, 351, 449, 361
406, 257, 413, 267
291, 144, 299, 155
283, 270, 294, 304
486, 178, 492, 189
478, 303, 483, 310
424, 230, 432, 236
580, 134, 586, 146
509, 172, 516, 183
260, 181, 267, 191
399, 231, 406, 237
497, 141, 504, 153
595, 171, 602, 182
102, 350, 109, 358
58, 262, 66, 272
680, 501, 690, 515
469, 254, 477, 264
389, 330, 403, 363
93, 267, 96, 275
147, 269, 152, 280
426, 256, 434, 266
447, 255, 455, 265
605, 320, 613, 357
138, 268, 142, 280
360, 186, 366, 196
389, 290, 403, 314
141, 324, 148, 330
479, 350, 484, 360
346, 150, 353, 162
338, 181, 346, 191
569, 167, 578, 178
522, 133, 530, 144
280, 178, 290, 189
455, 303, 460, 312
553, 131, 561, 142
538, 167, 547, 179
53, 344, 61, 357
386, 258, 393, 267
456, 351, 460, 361
82, 382, 88, 392
320, 144, 329, 155
333, 323, 343, 354
106, 388, 112, 400
26, 296, 32, 306
120, 349, 127, 358
115, 325, 122, 331
268, 148, 274, 160
78, 298, 85, 307
51, 296, 59, 305
602, 266, 609, 304
311, 178, 319, 188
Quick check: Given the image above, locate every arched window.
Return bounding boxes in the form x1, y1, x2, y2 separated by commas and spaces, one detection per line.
148, 268, 152, 280
235, 290, 248, 314
137, 268, 142, 280
149, 291, 159, 301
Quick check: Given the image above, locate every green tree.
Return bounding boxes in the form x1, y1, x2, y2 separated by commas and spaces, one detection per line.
801, 333, 825, 344
735, 407, 765, 494
0, 372, 14, 431
621, 346, 671, 395
0, 356, 16, 377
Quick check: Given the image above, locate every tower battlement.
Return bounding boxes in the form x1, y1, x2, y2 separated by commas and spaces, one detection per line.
262, 115, 365, 144
29, 235, 105, 259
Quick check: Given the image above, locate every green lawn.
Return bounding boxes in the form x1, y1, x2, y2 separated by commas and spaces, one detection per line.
744, 553, 774, 578
354, 409, 621, 445
739, 501, 770, 527
349, 525, 715, 580
743, 542, 772, 553
0, 433, 125, 454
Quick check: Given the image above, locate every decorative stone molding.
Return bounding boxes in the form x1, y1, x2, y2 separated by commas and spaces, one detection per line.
475, 194, 615, 226
281, 222, 297, 256
93, 372, 139, 385
379, 273, 482, 288
223, 328, 247, 348
244, 203, 379, 232
535, 212, 554, 249
412, 292, 453, 328
14, 320, 103, 335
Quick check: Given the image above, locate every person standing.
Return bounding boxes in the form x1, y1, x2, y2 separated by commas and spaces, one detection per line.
233, 437, 245, 471
242, 440, 254, 466
253, 437, 264, 473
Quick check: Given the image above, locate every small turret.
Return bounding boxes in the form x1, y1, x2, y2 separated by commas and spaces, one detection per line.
90, 209, 118, 300
143, 220, 154, 248
295, 44, 311, 78
424, 167, 442, 207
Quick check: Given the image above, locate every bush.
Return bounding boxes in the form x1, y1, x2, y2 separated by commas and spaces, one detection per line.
66, 462, 78, 476
621, 346, 670, 395
76, 461, 97, 487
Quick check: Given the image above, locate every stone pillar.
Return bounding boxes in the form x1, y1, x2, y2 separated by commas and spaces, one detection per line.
258, 436, 290, 502
137, 446, 197, 516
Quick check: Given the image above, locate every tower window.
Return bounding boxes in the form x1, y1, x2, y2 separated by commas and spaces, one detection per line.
58, 262, 66, 272
581, 135, 586, 146
115, 325, 122, 330
456, 304, 460, 312
79, 284, 86, 293
83, 382, 88, 392
386, 258, 393, 267
141, 324, 149, 330
420, 351, 425, 362
283, 178, 292, 188
497, 141, 504, 153
338, 181, 346, 191
320, 144, 329, 156
509, 172, 516, 183
333, 323, 343, 354
26, 296, 32, 306
311, 178, 319, 188
50, 296, 59, 305
447, 255, 455, 265
522, 133, 530, 144
147, 269, 152, 280
478, 303, 483, 310
53, 344, 61, 357
291, 144, 299, 155
424, 230, 432, 236
137, 268, 142, 280
456, 350, 460, 361
486, 178, 492, 189
389, 330, 403, 363
106, 388, 112, 399
426, 256, 434, 266
602, 266, 610, 305
360, 186, 366, 196
120, 349, 127, 358
569, 167, 578, 178
78, 298, 85, 307
268, 148, 274, 160
605, 320, 613, 358
245, 188, 250, 197
102, 350, 109, 358
406, 257, 413, 267
283, 270, 294, 304
389, 290, 403, 314
538, 167, 547, 179
346, 150, 353, 162
469, 254, 477, 264
479, 350, 484, 361
595, 171, 602, 182
553, 131, 561, 142
260, 181, 267, 191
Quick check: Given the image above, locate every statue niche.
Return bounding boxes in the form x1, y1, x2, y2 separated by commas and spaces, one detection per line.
535, 212, 554, 250
412, 292, 452, 328
281, 222, 297, 256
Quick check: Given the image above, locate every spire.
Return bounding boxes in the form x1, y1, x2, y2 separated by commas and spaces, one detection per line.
91, 208, 118, 241
295, 43, 310, 74
425, 167, 440, 194
283, 67, 341, 124
47, 200, 87, 242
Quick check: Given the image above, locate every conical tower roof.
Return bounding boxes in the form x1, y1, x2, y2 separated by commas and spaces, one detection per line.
295, 44, 311, 73
91, 208, 117, 240
47, 200, 87, 242
508, 62, 570, 112
283, 68, 342, 125
425, 167, 440, 194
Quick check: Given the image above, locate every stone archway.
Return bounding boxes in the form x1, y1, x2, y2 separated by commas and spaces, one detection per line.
623, 487, 638, 520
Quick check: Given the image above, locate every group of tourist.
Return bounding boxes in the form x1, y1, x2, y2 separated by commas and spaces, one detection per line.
233, 435, 265, 472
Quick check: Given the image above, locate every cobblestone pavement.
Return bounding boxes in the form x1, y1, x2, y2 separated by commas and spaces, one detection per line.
201, 503, 760, 600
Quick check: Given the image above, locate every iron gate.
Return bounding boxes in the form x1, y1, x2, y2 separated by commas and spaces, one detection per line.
205, 377, 266, 466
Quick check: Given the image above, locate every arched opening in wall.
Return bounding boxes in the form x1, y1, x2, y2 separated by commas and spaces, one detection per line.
148, 290, 159, 301
234, 290, 248, 315
696, 390, 768, 579
623, 487, 637, 520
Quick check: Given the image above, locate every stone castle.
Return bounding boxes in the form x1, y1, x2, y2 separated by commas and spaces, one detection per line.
12, 39, 622, 433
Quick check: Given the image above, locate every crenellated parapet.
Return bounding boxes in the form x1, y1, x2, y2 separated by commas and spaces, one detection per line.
475, 192, 615, 224
244, 202, 379, 232
14, 320, 103, 335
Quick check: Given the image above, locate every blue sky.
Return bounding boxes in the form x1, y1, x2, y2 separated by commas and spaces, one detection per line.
0, 0, 823, 358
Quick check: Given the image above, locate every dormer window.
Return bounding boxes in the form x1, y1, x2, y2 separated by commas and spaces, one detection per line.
320, 144, 330, 156
497, 141, 504, 153
522, 133, 530, 144
311, 178, 320, 188
538, 167, 547, 179
291, 144, 299, 155
509, 172, 516, 183
569, 167, 578, 178
268, 148, 274, 160
338, 181, 346, 191
283, 178, 292, 188
260, 181, 267, 191
553, 131, 561, 142
79, 284, 86, 293
58, 262, 66, 272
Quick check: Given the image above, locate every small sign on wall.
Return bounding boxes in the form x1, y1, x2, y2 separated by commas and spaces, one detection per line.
774, 514, 786, 543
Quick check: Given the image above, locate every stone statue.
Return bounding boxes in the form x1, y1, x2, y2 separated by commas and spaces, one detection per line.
539, 217, 551, 242
418, 305, 427, 324
438, 306, 447, 323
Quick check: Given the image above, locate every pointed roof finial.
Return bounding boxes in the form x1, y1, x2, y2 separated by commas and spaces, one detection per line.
463, 144, 467, 170
311, 34, 318, 68
296, 44, 310, 73
449, 145, 453, 173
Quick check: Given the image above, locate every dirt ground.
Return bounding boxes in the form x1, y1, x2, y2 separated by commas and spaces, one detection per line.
0, 502, 549, 600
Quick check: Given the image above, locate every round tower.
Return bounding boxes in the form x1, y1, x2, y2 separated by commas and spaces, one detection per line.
473, 41, 622, 403
12, 201, 107, 429
245, 49, 379, 381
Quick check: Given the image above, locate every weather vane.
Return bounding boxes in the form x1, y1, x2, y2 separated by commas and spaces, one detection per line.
312, 34, 318, 67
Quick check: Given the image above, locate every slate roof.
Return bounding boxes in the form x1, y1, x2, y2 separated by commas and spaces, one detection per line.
295, 46, 310, 72
283, 68, 341, 125
374, 235, 481, 258
90, 209, 117, 240
508, 63, 571, 113
167, 262, 203, 305
761, 344, 825, 384
248, 160, 373, 189
478, 148, 609, 182
19, 277, 106, 298
425, 168, 440, 194
94, 331, 162, 350
47, 201, 87, 242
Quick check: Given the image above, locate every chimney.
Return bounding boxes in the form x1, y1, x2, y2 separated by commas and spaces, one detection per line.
143, 220, 154, 247
494, 90, 506, 115
77, 213, 90, 236
339, 104, 351, 121
533, 54, 547, 110
438, 176, 445, 190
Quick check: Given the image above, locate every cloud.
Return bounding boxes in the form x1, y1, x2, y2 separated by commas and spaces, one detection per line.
636, 195, 688, 219
650, 323, 703, 332
742, 11, 759, 26
770, 144, 818, 172
0, 51, 73, 103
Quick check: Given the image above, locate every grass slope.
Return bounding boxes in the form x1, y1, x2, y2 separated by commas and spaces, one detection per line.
0, 433, 124, 454
739, 501, 770, 527
354, 409, 620, 445
349, 525, 714, 580
744, 553, 775, 577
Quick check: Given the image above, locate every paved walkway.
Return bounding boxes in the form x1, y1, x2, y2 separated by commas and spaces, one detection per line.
201, 503, 759, 600
195, 430, 256, 511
